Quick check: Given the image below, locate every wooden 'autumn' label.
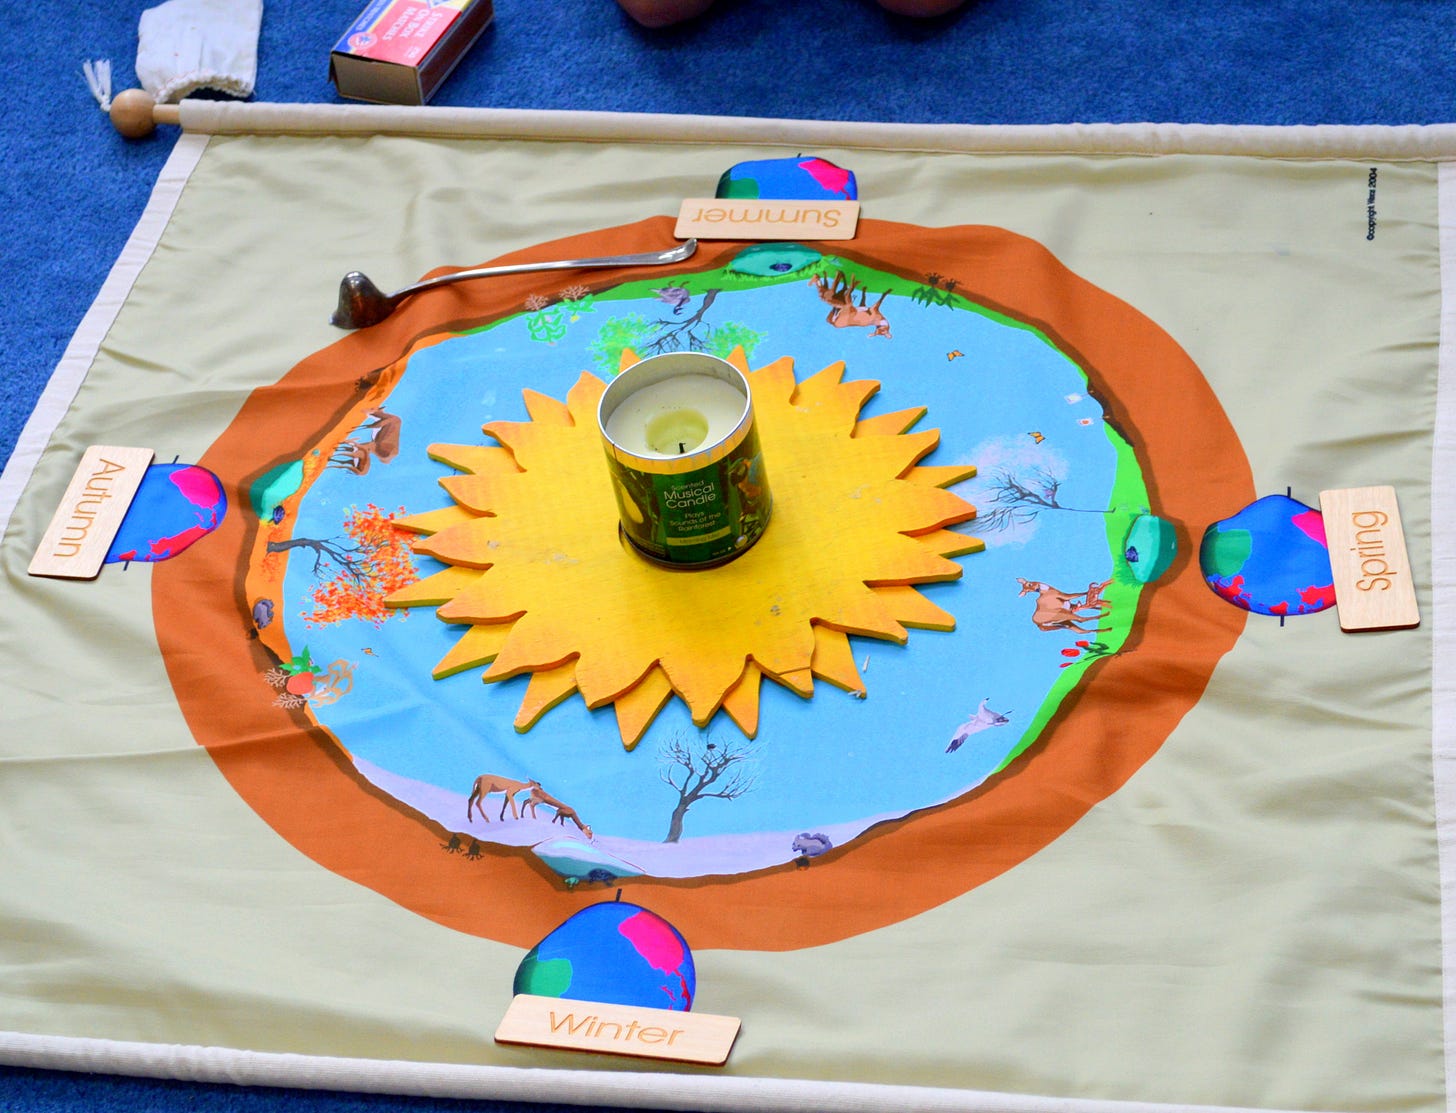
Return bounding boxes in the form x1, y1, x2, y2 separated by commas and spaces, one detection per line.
28, 446, 155, 580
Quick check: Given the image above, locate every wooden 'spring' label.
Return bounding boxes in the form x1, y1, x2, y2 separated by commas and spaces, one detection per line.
1318, 485, 1420, 631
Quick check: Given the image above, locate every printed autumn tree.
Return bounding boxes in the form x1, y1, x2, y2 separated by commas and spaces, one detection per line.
267, 503, 418, 628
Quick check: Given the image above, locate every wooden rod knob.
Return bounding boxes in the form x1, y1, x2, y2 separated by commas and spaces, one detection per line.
109, 89, 182, 138
109, 88, 158, 137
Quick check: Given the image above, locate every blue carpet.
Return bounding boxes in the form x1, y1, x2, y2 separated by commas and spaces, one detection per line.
3, 1, 1453, 1110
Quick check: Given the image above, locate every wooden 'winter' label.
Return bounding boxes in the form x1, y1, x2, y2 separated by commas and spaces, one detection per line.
495, 994, 739, 1065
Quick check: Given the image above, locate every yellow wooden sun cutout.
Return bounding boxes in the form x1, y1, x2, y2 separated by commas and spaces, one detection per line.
386, 349, 983, 749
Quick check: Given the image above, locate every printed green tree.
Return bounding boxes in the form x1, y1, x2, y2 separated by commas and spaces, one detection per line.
589, 289, 762, 374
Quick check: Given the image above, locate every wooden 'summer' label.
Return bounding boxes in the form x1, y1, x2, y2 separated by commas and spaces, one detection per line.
495, 994, 740, 1066
27, 446, 155, 580
1318, 485, 1420, 631
675, 198, 859, 241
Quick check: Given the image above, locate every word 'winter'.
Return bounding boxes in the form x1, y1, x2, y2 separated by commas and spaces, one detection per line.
549, 1010, 687, 1046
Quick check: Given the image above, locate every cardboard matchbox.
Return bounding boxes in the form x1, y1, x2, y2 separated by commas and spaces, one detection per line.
330, 0, 495, 106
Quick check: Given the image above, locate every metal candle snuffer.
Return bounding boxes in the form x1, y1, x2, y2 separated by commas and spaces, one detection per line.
598, 353, 772, 569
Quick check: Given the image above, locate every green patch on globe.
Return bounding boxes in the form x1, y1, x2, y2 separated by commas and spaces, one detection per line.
514, 954, 573, 998
1200, 524, 1252, 578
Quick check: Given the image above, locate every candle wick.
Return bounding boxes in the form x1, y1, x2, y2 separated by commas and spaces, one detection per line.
678, 442, 686, 454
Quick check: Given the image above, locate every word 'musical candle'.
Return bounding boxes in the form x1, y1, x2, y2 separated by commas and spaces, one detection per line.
598, 353, 772, 568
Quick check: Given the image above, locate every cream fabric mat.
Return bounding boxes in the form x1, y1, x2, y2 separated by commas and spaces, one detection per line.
1, 106, 1452, 1113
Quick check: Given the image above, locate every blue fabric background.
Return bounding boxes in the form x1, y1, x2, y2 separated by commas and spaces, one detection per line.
2, 1, 1453, 1110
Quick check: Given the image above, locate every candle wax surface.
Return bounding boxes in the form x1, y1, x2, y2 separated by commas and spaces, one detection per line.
604, 373, 747, 459
646, 408, 711, 455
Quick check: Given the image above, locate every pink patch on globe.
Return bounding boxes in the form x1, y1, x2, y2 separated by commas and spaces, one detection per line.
797, 157, 852, 198
171, 465, 223, 511
1291, 507, 1327, 547
617, 909, 685, 974
618, 909, 693, 1008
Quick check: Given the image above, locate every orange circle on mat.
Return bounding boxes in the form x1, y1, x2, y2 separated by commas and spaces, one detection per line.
155, 217, 1251, 951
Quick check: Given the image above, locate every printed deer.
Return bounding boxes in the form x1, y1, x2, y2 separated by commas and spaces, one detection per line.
811, 271, 892, 337
1017, 577, 1113, 634
327, 407, 402, 475
521, 785, 593, 839
327, 441, 373, 475
466, 774, 540, 822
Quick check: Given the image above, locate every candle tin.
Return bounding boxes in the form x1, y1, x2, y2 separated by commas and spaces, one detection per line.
598, 353, 772, 569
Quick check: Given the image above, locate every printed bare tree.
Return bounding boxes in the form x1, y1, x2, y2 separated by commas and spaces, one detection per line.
658, 732, 759, 843
978, 465, 1108, 532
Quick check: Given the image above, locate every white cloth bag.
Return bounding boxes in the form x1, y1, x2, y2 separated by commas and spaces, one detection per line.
136, 0, 263, 103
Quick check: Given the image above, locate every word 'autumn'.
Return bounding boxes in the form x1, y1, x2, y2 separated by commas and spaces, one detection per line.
50, 456, 132, 558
